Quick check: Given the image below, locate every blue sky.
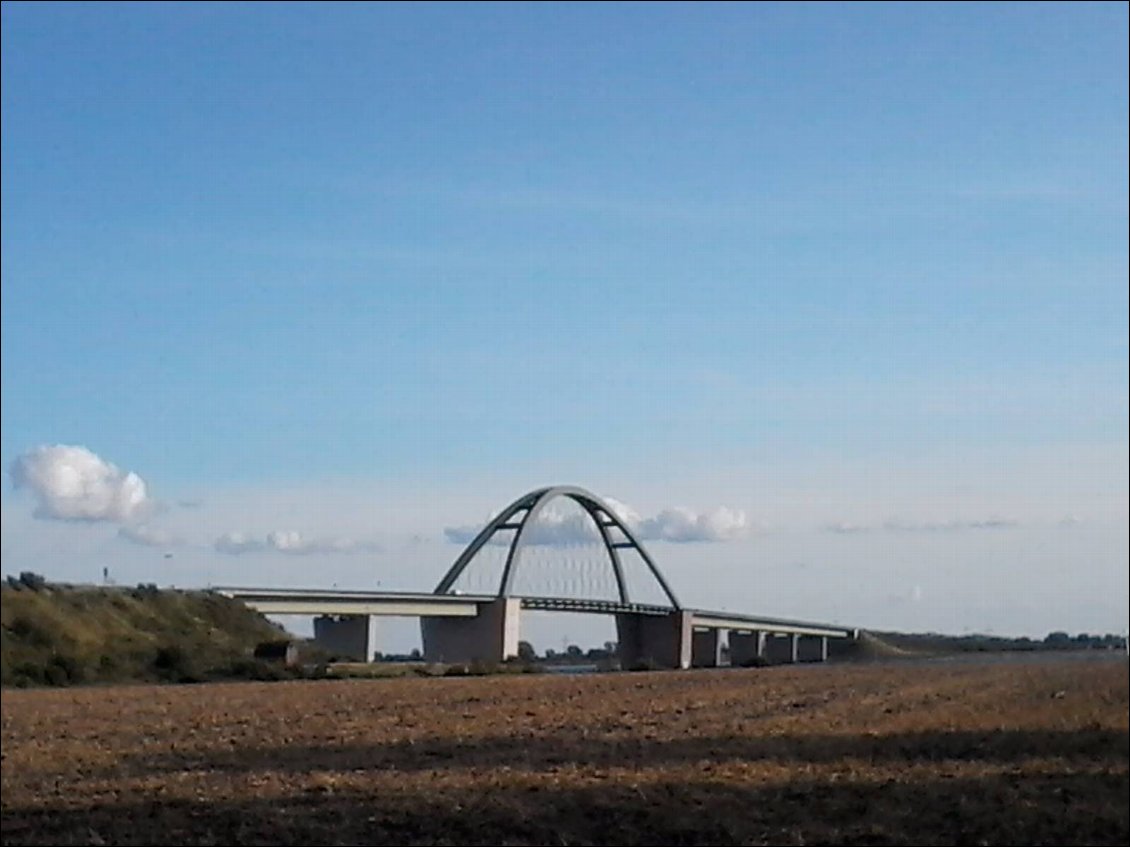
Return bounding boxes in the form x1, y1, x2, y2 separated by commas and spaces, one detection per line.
2, 2, 1127, 649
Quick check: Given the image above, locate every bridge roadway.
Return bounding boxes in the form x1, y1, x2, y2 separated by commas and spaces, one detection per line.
215, 586, 855, 668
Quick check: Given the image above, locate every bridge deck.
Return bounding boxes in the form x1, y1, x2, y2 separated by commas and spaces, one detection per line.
214, 587, 853, 639
212, 587, 490, 617
690, 611, 852, 639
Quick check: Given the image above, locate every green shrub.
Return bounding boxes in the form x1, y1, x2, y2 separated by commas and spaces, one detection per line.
43, 653, 84, 686
7, 616, 55, 648
7, 661, 46, 687
153, 645, 202, 682
220, 657, 292, 682
18, 572, 47, 592
97, 653, 123, 679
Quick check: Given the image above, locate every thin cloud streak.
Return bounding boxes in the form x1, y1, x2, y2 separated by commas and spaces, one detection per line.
824, 517, 1020, 534
214, 530, 382, 556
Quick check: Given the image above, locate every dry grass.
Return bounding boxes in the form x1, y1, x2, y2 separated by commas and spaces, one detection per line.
0, 584, 288, 686
2, 656, 1127, 845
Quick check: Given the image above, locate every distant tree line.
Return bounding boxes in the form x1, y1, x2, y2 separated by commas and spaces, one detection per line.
5, 571, 48, 591
370, 641, 619, 665
520, 640, 618, 664
1043, 631, 1127, 650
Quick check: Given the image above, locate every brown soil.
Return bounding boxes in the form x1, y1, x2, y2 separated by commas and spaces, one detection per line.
2, 657, 1127, 845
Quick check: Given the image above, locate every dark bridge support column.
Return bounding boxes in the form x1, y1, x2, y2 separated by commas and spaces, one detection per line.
797, 635, 829, 662
616, 611, 693, 670
420, 598, 520, 664
728, 630, 767, 666
313, 615, 370, 661
763, 633, 800, 664
692, 628, 726, 668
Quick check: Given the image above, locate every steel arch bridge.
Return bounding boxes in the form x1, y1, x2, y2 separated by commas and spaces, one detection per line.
216, 484, 856, 668
433, 485, 681, 611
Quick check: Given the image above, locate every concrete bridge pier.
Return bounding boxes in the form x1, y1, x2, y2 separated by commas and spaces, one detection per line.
420, 598, 521, 664
617, 611, 693, 669
691, 627, 726, 668
313, 614, 371, 661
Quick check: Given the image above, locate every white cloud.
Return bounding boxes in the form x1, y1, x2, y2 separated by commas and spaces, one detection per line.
214, 531, 264, 555
521, 511, 602, 546
215, 530, 381, 556
636, 506, 749, 543
9, 444, 151, 523
443, 509, 601, 546
444, 498, 749, 547
601, 497, 642, 527
118, 524, 183, 548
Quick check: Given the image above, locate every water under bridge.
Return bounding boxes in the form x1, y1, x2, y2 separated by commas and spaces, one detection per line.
216, 486, 856, 669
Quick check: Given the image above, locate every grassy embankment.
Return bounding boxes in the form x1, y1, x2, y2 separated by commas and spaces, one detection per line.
0, 579, 292, 687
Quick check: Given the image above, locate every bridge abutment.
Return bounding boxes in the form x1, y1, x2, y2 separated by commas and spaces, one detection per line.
420, 598, 521, 664
616, 611, 693, 670
313, 614, 371, 661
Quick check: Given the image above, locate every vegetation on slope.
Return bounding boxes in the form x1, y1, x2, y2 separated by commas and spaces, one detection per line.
0, 574, 292, 687
855, 628, 1126, 657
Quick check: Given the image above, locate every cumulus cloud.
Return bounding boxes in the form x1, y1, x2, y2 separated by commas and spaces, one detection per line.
215, 532, 264, 555
443, 510, 601, 546
9, 445, 152, 523
215, 530, 381, 556
601, 497, 642, 527
637, 506, 748, 543
444, 498, 749, 547
117, 524, 184, 548
522, 512, 603, 546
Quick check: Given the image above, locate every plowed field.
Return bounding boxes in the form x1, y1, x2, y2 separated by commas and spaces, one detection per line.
2, 657, 1127, 845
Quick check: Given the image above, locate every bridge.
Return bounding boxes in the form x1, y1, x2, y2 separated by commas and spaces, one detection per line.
217, 486, 855, 669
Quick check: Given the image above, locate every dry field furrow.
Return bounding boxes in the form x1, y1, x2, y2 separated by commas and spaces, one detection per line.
2, 658, 1127, 845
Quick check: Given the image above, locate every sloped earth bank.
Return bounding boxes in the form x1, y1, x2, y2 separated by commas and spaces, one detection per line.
2, 658, 1127, 845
